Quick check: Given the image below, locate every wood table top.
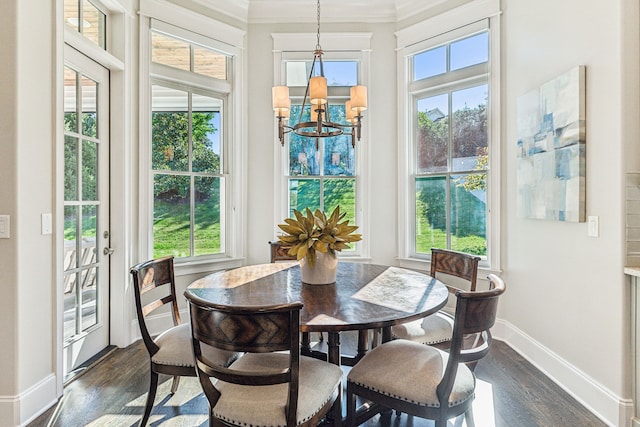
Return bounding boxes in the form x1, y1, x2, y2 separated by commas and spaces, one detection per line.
185, 262, 448, 333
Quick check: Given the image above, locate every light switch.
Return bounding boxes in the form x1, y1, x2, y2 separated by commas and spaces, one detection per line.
42, 213, 52, 235
587, 215, 599, 237
0, 215, 10, 238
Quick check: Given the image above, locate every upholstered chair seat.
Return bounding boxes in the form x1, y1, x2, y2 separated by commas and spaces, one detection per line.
211, 353, 342, 426
348, 340, 475, 409
151, 323, 238, 368
391, 311, 455, 345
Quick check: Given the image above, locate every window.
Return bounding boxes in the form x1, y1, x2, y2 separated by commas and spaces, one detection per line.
274, 34, 371, 258
413, 66, 489, 256
151, 85, 225, 258
148, 20, 235, 260
397, 3, 500, 269
64, 0, 107, 49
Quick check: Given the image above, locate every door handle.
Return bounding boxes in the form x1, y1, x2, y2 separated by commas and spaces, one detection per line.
103, 247, 115, 256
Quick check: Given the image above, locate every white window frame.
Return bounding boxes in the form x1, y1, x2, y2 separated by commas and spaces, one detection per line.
139, 0, 246, 274
396, 0, 501, 272
272, 33, 372, 261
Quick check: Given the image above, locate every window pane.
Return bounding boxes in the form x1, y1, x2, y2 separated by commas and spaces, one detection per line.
64, 136, 78, 201
64, 67, 78, 133
64, 206, 79, 260
194, 46, 227, 80
415, 177, 447, 254
82, 0, 106, 49
192, 94, 222, 173
452, 84, 488, 172
324, 179, 356, 223
63, 272, 77, 340
414, 46, 446, 81
81, 205, 97, 266
324, 134, 354, 176
286, 61, 358, 87
417, 94, 449, 173
322, 62, 357, 86
289, 179, 320, 215
64, 0, 80, 31
153, 174, 191, 258
289, 105, 320, 176
152, 86, 189, 172
450, 174, 486, 256
194, 176, 222, 256
82, 140, 98, 200
152, 32, 190, 72
450, 32, 488, 71
80, 266, 98, 331
81, 74, 97, 137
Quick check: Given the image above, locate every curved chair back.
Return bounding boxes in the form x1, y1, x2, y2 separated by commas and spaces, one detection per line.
430, 248, 480, 291
130, 256, 179, 356
187, 295, 304, 426
436, 274, 506, 406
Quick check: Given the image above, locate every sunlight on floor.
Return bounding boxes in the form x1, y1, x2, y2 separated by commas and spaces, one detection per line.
470, 379, 496, 427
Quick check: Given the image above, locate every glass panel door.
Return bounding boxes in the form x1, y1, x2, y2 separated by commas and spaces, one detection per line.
63, 45, 110, 379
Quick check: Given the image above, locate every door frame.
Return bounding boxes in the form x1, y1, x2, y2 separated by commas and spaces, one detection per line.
56, 8, 130, 397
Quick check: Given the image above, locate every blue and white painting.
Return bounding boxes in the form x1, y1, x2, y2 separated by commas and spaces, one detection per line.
516, 66, 586, 222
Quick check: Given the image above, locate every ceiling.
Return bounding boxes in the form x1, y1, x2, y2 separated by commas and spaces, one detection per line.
190, 0, 450, 24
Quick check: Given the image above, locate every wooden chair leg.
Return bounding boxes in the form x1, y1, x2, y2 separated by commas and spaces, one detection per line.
140, 370, 158, 426
346, 384, 356, 427
170, 375, 180, 394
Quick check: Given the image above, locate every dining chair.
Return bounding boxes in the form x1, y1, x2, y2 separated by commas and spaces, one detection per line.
130, 256, 240, 426
346, 274, 506, 427
186, 294, 344, 427
391, 248, 480, 349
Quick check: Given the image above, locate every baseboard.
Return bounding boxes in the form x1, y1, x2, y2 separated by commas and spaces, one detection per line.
0, 373, 58, 427
492, 319, 632, 427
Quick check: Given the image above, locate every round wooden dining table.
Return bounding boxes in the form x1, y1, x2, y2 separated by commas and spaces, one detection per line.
185, 261, 448, 366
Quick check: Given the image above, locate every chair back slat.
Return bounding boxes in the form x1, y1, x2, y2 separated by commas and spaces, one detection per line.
190, 301, 299, 353
437, 274, 505, 407
452, 274, 504, 341
430, 248, 480, 291
130, 256, 180, 355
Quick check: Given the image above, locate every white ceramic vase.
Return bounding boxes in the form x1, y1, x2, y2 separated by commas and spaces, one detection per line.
299, 251, 338, 285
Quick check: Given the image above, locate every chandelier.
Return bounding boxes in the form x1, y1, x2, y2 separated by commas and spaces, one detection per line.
271, 0, 367, 148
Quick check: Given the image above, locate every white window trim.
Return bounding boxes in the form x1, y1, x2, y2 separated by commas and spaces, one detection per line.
395, 0, 501, 272
272, 32, 372, 261
139, 0, 247, 275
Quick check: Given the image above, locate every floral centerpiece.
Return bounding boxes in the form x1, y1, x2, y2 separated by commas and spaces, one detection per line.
277, 206, 362, 284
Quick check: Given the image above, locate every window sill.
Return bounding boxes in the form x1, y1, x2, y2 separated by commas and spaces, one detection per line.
174, 256, 244, 277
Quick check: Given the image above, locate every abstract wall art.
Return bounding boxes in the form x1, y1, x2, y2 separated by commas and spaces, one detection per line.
516, 66, 586, 222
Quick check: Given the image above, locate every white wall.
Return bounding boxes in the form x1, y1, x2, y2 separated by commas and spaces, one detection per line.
0, 0, 58, 425
499, 0, 638, 423
0, 0, 20, 421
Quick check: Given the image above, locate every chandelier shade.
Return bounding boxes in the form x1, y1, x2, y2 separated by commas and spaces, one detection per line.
272, 0, 367, 148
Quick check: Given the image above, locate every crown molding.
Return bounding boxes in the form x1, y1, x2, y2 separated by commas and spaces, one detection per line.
186, 0, 449, 24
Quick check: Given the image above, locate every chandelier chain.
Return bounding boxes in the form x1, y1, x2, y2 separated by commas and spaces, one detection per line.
316, 0, 321, 50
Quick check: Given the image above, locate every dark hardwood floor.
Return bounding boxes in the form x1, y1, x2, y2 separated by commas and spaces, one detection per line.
29, 333, 606, 427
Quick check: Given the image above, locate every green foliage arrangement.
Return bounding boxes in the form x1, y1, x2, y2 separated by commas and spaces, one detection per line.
277, 206, 362, 268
